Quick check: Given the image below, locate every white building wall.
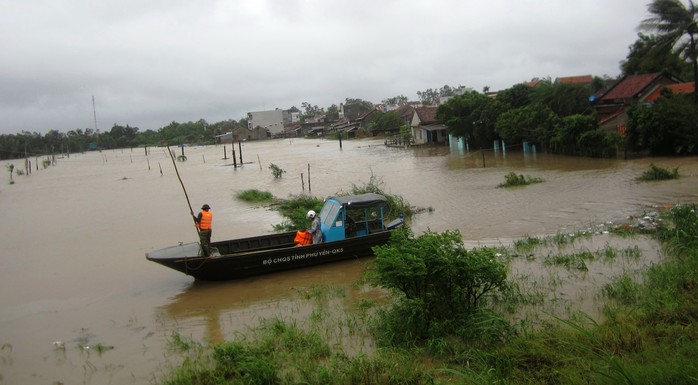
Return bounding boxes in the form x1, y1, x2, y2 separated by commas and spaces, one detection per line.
248, 109, 284, 134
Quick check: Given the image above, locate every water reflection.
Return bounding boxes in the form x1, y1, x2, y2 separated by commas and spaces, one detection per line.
159, 259, 375, 342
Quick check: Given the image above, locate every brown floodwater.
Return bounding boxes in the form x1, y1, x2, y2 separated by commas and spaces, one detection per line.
1, 138, 697, 384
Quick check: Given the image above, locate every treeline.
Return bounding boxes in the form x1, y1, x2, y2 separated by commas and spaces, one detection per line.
0, 118, 247, 160
435, 79, 697, 158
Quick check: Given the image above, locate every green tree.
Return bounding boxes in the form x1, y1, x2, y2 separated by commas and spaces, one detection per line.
621, 32, 693, 78
108, 124, 139, 148
495, 103, 561, 150
381, 95, 409, 105
416, 85, 458, 105
627, 92, 698, 154
640, 0, 698, 99
553, 114, 598, 153
301, 102, 324, 120
532, 82, 594, 117
436, 91, 506, 149
370, 111, 404, 134
496, 83, 535, 109
325, 104, 339, 120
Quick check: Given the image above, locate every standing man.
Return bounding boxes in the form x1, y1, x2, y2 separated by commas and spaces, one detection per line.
306, 210, 323, 244
194, 204, 213, 257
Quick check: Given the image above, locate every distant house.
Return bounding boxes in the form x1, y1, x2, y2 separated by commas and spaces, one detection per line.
524, 78, 544, 87
282, 123, 303, 137
555, 75, 593, 86
339, 102, 372, 121
282, 107, 301, 125
247, 109, 284, 135
594, 72, 684, 134
410, 107, 448, 145
355, 108, 380, 130
643, 82, 695, 103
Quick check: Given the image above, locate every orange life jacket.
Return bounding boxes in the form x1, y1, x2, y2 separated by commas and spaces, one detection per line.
198, 211, 212, 230
294, 230, 312, 246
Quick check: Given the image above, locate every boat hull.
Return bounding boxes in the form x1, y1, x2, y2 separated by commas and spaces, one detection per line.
146, 230, 393, 281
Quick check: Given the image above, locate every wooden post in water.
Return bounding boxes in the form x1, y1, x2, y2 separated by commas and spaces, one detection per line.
308, 163, 311, 193
238, 141, 243, 164
301, 173, 305, 191
223, 146, 227, 160
232, 143, 237, 168
481, 150, 486, 168
257, 155, 262, 171
147, 158, 151, 171
339, 132, 343, 149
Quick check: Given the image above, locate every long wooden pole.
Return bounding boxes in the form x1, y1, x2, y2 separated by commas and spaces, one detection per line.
167, 145, 200, 236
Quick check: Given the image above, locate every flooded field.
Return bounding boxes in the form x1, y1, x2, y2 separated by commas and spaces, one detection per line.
1, 138, 697, 384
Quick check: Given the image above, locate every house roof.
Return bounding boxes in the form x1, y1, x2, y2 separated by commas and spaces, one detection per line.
524, 79, 542, 87
394, 104, 416, 121
599, 73, 665, 102
644, 82, 696, 103
414, 107, 438, 124
556, 75, 592, 84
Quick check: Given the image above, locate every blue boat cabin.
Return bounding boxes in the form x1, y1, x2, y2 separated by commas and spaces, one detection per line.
317, 193, 393, 243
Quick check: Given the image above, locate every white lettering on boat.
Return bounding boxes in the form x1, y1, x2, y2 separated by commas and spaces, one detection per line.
262, 248, 345, 265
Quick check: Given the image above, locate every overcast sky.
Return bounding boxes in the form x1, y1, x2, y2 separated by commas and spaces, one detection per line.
1, 0, 650, 135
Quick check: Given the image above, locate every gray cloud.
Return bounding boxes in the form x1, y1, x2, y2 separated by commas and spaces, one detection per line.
0, 0, 647, 134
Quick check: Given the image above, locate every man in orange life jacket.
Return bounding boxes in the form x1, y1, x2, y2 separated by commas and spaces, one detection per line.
194, 204, 213, 257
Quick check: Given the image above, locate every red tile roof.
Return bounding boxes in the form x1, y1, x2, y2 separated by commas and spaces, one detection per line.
556, 75, 593, 84
415, 107, 438, 124
524, 79, 542, 87
600, 73, 664, 102
644, 82, 696, 103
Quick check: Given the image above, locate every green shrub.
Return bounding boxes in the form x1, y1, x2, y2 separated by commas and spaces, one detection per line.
639, 163, 679, 181
499, 172, 544, 187
368, 228, 510, 346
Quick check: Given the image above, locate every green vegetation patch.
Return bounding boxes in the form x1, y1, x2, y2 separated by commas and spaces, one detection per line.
499, 171, 544, 187
236, 189, 274, 203
639, 163, 679, 181
368, 227, 512, 348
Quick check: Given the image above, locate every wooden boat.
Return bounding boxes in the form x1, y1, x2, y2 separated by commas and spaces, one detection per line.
146, 193, 404, 280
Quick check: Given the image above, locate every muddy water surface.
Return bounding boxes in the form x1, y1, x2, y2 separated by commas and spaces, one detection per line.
1, 138, 697, 384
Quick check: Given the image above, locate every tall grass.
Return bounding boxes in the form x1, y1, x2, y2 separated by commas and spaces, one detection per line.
236, 189, 274, 203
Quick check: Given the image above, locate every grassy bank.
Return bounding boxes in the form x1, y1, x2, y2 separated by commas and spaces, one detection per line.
158, 205, 698, 384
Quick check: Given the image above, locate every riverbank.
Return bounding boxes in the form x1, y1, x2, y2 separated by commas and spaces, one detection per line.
156, 204, 698, 384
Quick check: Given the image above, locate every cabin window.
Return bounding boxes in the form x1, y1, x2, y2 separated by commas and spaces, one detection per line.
321, 202, 340, 227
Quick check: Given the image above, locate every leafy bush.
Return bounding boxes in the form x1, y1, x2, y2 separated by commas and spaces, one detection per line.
499, 172, 544, 187
368, 228, 510, 346
639, 163, 679, 181
273, 194, 323, 231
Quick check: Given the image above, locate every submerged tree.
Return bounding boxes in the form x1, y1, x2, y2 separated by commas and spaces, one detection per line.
640, 0, 698, 100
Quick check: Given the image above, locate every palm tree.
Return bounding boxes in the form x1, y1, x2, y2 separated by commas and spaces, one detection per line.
640, 0, 698, 100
